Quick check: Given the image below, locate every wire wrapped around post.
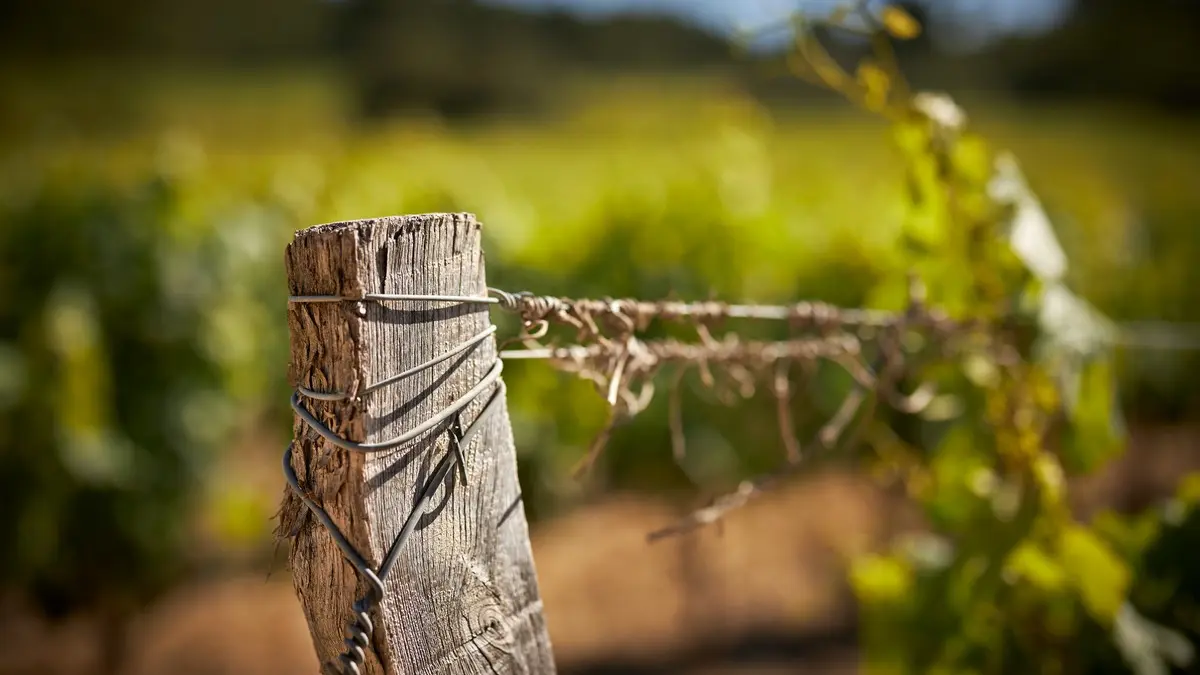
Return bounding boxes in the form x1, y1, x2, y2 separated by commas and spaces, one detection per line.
285, 291, 502, 675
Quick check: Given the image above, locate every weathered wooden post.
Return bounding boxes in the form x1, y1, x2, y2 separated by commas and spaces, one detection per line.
280, 214, 556, 674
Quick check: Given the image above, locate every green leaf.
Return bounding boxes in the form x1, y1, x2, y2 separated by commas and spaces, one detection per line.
1059, 354, 1126, 474
927, 422, 990, 529
892, 116, 931, 159
1059, 525, 1131, 623
880, 5, 922, 40
1004, 541, 1068, 592
857, 60, 892, 112
950, 133, 993, 187
1091, 509, 1161, 561
903, 153, 948, 249
851, 554, 914, 606
1175, 472, 1200, 506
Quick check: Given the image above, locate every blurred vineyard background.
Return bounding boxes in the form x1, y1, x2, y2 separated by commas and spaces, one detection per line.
2, 0, 1200, 673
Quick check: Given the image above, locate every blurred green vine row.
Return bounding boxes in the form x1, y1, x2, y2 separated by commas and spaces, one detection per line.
765, 5, 1198, 674
0, 3, 1198, 674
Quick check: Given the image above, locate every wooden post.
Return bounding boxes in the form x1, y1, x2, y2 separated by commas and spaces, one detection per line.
281, 214, 556, 674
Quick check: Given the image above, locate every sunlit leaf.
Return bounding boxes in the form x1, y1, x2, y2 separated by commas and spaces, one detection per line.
880, 5, 922, 40
904, 153, 948, 248
796, 32, 852, 92
950, 133, 993, 187
1175, 472, 1200, 506
1005, 541, 1068, 592
851, 554, 914, 606
1059, 525, 1131, 623
892, 116, 931, 159
1091, 509, 1161, 560
1032, 454, 1066, 507
857, 60, 892, 112
1058, 354, 1126, 473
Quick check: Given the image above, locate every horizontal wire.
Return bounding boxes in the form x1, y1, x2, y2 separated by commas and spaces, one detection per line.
288, 287, 1200, 354
1116, 322, 1200, 352
296, 325, 498, 401
288, 288, 899, 325
288, 292, 499, 305
291, 359, 504, 453
283, 285, 1198, 672
364, 326, 497, 396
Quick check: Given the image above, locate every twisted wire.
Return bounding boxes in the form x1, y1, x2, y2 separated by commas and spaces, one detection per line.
285, 283, 1200, 673
286, 291, 505, 675
287, 287, 1200, 353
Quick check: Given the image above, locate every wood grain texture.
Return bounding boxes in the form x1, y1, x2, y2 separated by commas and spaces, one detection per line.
283, 214, 555, 675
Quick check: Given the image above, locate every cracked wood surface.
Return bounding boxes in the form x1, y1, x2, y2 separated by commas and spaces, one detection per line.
282, 214, 555, 674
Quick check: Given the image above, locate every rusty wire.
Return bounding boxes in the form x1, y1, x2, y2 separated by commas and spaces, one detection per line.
488, 275, 972, 531
283, 279, 962, 653
284, 275, 1197, 669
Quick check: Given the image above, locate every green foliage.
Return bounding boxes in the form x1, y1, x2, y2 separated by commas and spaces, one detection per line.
0, 163, 286, 618
774, 5, 1195, 674
1, 10, 1198, 669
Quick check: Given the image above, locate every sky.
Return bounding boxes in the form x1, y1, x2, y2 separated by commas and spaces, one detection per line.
485, 0, 1076, 51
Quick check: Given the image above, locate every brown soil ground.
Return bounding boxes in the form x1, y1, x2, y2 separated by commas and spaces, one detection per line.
2, 423, 1197, 675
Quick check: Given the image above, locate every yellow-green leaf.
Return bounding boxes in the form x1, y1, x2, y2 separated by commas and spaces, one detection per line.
1059, 525, 1131, 622
881, 6, 921, 40
1004, 541, 1067, 592
796, 33, 851, 92
850, 554, 913, 606
1032, 454, 1065, 507
904, 154, 948, 248
950, 132, 993, 186
857, 61, 892, 112
1059, 354, 1125, 473
1176, 472, 1200, 506
892, 116, 929, 154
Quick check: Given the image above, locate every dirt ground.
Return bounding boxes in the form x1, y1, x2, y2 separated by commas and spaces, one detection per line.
1, 423, 1196, 675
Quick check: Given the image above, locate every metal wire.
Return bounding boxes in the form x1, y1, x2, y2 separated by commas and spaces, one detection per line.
284, 284, 1200, 674
288, 293, 501, 305
290, 360, 504, 453
286, 287, 1200, 353
286, 291, 506, 675
283, 388, 501, 675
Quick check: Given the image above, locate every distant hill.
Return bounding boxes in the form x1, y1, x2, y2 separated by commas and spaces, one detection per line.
335, 0, 739, 118
2, 0, 1198, 118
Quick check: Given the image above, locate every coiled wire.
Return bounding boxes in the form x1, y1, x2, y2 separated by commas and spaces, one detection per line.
285, 290, 503, 674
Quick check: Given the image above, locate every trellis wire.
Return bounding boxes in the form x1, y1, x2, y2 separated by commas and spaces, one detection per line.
286, 283, 1200, 673
285, 290, 505, 675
